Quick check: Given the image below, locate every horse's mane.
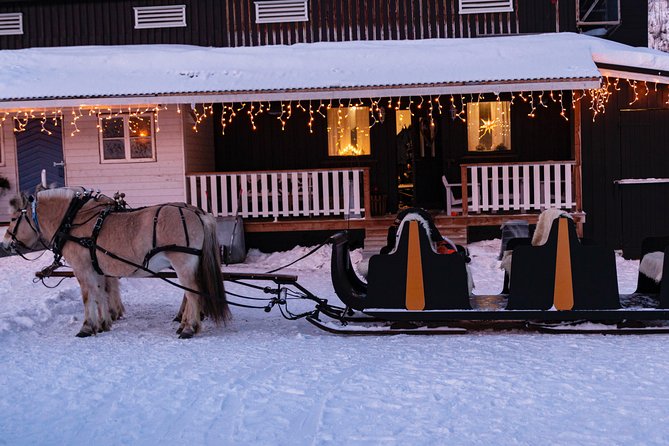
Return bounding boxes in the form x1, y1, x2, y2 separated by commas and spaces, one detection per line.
36, 187, 86, 201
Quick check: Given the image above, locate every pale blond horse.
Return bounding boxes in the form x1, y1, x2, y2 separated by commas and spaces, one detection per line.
2, 187, 228, 338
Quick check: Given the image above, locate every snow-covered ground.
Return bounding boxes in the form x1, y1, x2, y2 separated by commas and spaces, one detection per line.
1, 238, 669, 445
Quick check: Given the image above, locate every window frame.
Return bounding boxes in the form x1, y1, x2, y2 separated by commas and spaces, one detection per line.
0, 126, 5, 167
254, 0, 309, 24
459, 0, 513, 15
466, 101, 512, 154
133, 5, 187, 30
0, 12, 23, 36
98, 113, 157, 164
326, 106, 372, 158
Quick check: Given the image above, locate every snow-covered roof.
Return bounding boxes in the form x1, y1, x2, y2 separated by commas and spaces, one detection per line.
1, 32, 668, 108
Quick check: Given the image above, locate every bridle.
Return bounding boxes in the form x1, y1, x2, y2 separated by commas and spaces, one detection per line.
6, 194, 48, 254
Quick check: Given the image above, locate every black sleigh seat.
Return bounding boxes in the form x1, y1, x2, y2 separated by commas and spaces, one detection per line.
635, 236, 669, 308
507, 216, 620, 311
364, 215, 471, 311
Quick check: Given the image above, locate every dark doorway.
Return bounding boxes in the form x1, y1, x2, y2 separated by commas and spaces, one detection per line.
618, 109, 669, 258
15, 119, 65, 191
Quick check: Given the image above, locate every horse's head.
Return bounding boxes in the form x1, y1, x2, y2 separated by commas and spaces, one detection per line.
2, 192, 41, 251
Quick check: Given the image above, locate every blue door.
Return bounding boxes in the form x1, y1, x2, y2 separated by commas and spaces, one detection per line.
15, 118, 65, 192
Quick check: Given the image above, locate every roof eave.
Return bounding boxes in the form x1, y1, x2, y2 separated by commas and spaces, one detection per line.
0, 77, 601, 109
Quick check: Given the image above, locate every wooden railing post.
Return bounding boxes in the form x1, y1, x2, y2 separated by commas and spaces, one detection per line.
362, 167, 371, 219
573, 103, 583, 214
460, 164, 468, 216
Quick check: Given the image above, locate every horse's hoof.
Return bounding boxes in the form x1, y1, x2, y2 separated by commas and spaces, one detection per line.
178, 327, 194, 339
76, 331, 93, 338
176, 326, 183, 334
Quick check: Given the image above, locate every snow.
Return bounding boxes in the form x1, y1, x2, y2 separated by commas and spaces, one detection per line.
2, 33, 669, 103
3, 237, 669, 445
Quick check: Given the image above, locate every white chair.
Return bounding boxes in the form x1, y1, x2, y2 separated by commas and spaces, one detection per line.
441, 175, 468, 215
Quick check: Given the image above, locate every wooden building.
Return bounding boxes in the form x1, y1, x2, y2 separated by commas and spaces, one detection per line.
0, 0, 666, 256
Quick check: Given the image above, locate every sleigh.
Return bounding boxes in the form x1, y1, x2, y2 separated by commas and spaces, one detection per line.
319, 211, 669, 334
634, 236, 669, 308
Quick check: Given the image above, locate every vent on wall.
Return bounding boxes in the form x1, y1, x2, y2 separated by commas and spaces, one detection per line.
0, 13, 23, 36
134, 5, 187, 29
459, 0, 514, 14
255, 0, 309, 24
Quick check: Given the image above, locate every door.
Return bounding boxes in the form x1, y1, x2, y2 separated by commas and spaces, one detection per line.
15, 118, 65, 191
619, 110, 669, 258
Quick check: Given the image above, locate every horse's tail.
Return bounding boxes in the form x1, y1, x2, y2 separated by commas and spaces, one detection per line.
199, 214, 229, 323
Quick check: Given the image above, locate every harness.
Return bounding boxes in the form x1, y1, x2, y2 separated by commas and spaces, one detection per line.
48, 192, 204, 276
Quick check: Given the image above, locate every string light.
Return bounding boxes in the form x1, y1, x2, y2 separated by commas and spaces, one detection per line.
628, 79, 640, 106
0, 78, 663, 141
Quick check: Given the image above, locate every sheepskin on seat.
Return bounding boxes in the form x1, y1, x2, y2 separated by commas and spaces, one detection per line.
639, 251, 664, 284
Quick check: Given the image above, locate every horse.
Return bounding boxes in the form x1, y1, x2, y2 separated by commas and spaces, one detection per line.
2, 187, 228, 338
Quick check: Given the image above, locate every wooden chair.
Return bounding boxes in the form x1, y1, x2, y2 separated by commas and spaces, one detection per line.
441, 175, 470, 215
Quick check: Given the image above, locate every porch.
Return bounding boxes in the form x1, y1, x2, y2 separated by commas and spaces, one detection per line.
185, 160, 584, 250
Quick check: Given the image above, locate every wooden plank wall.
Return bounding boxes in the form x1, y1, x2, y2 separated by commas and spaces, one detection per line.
0, 0, 571, 50
580, 82, 669, 254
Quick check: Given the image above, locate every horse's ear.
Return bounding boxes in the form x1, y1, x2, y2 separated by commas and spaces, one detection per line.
9, 193, 27, 211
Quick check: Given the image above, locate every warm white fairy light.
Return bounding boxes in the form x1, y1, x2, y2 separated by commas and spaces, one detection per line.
528, 93, 537, 118
558, 91, 568, 121
0, 77, 663, 141
628, 79, 640, 106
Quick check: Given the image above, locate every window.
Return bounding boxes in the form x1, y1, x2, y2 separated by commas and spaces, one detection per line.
255, 0, 308, 24
0, 13, 23, 35
467, 101, 511, 152
459, 0, 513, 14
0, 127, 4, 166
396, 110, 412, 135
134, 5, 186, 29
99, 114, 156, 163
327, 107, 371, 157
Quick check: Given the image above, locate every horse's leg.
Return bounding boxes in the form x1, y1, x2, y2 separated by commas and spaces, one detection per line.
173, 294, 186, 322
74, 271, 110, 337
177, 287, 202, 339
106, 277, 125, 321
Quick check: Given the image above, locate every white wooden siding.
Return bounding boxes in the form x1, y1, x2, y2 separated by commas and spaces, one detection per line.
63, 106, 186, 208
0, 125, 18, 222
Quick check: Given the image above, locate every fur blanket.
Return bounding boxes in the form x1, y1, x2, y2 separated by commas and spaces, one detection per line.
639, 251, 664, 283
500, 209, 572, 277
531, 208, 573, 247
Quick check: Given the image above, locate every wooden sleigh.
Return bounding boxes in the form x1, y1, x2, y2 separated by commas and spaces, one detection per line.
325, 212, 669, 333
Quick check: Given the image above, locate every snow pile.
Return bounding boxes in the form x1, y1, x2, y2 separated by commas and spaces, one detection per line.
1, 240, 667, 445
4, 33, 669, 103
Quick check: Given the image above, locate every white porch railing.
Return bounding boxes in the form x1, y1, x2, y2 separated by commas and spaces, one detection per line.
461, 161, 578, 214
186, 167, 370, 219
